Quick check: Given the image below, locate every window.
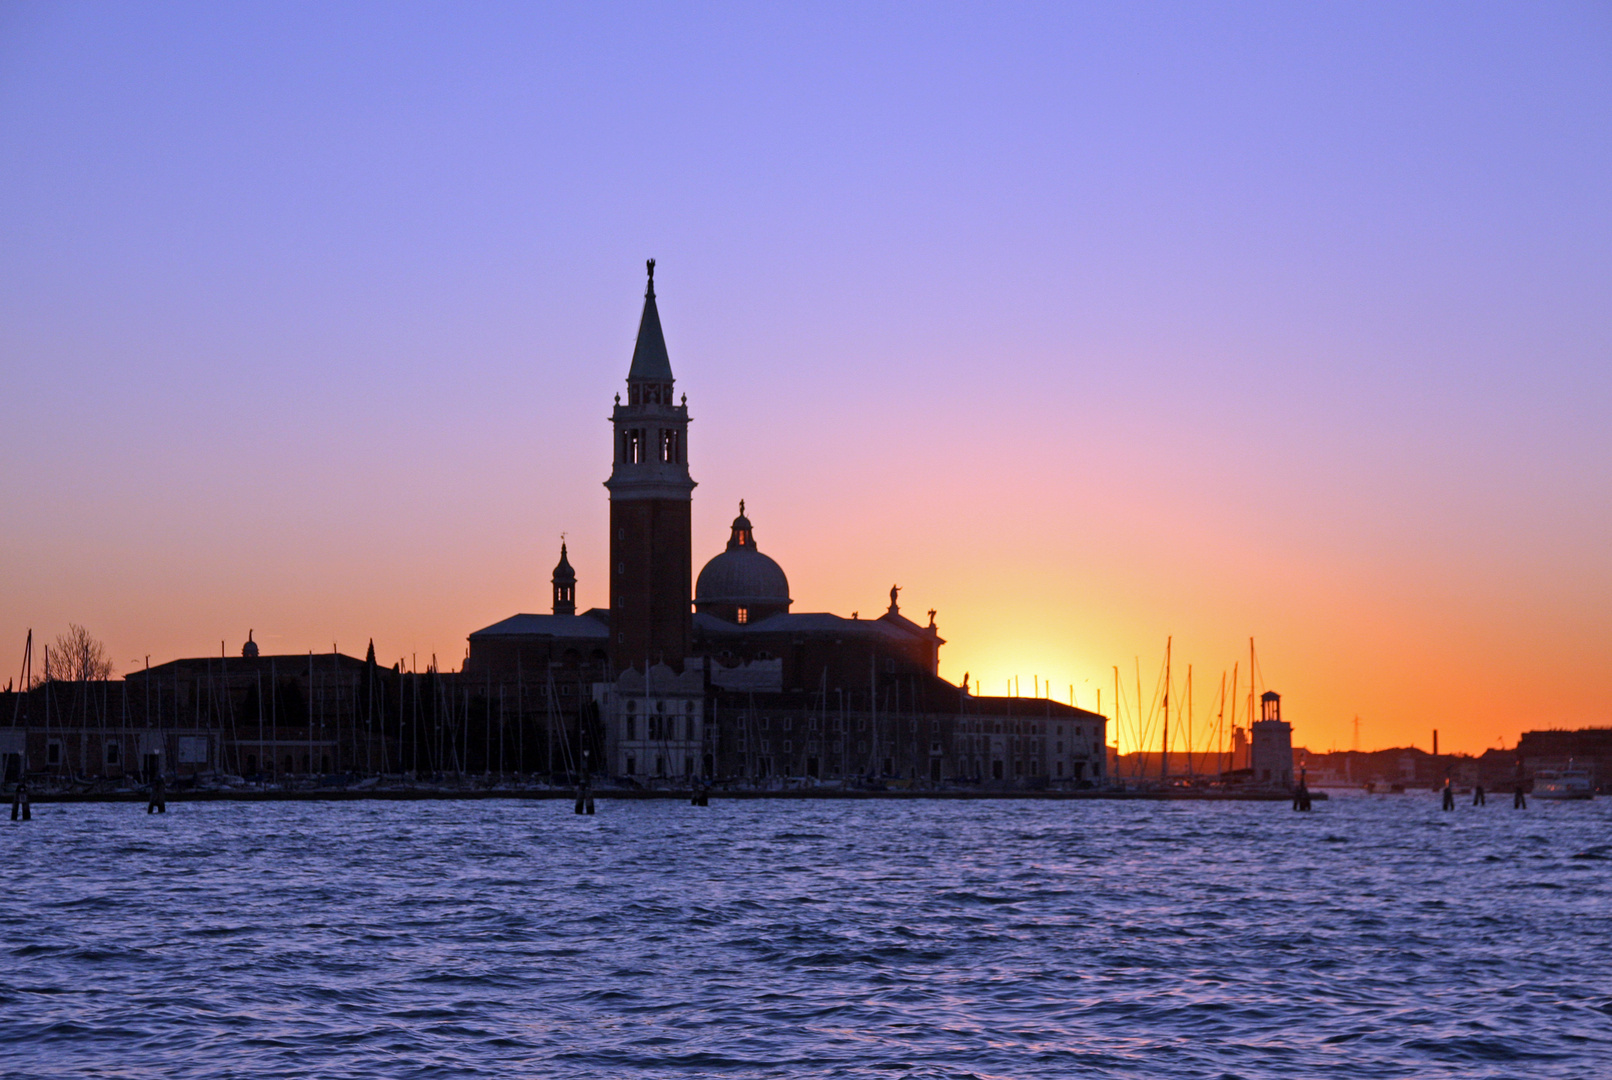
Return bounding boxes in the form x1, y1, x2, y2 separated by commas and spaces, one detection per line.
736, 607, 748, 624
626, 755, 636, 775
683, 716, 693, 740
104, 741, 120, 765
46, 740, 62, 765
626, 716, 636, 740
624, 429, 645, 464
659, 429, 680, 463
783, 740, 792, 753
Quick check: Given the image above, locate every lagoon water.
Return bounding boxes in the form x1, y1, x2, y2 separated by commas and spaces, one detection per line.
2, 793, 1610, 1079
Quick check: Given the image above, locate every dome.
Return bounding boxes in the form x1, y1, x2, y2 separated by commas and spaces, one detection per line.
695, 502, 791, 619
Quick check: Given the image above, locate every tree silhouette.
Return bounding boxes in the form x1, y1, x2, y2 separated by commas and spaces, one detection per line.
48, 624, 114, 682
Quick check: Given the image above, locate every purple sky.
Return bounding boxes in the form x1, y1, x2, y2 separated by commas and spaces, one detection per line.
2, 3, 1608, 752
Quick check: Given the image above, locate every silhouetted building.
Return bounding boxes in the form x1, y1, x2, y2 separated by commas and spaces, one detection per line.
608, 259, 695, 675
1250, 690, 1293, 787
464, 263, 1107, 786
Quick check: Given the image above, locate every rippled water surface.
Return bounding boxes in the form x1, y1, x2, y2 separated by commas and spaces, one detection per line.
3, 794, 1610, 1078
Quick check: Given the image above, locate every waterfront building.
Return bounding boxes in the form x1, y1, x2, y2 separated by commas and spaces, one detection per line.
2, 263, 1108, 791
465, 262, 1107, 788
1250, 690, 1294, 787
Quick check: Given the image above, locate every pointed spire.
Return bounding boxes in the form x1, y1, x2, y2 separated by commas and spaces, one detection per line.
365, 639, 376, 665
552, 539, 577, 615
627, 258, 674, 383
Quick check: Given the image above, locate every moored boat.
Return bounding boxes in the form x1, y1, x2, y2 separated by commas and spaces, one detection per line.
1533, 765, 1594, 800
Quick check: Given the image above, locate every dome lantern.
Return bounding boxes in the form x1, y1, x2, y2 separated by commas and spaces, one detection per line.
695, 501, 791, 625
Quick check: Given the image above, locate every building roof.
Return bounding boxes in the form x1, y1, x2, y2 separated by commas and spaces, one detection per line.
693, 610, 916, 644
128, 652, 370, 678
627, 260, 673, 382
961, 695, 1107, 721
469, 613, 610, 640
552, 541, 575, 583
695, 502, 791, 608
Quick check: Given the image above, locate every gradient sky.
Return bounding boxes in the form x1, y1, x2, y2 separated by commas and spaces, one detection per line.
2, 3, 1608, 755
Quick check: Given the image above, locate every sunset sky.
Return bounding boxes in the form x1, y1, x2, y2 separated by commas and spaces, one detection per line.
2, 3, 1607, 755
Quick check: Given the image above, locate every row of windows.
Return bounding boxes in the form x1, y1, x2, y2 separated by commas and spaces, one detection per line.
623, 752, 698, 776
619, 427, 684, 465
625, 698, 696, 714
727, 717, 1093, 738
626, 382, 676, 406
624, 715, 699, 741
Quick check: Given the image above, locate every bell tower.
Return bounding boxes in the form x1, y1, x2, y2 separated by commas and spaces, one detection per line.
606, 259, 694, 674
551, 541, 576, 616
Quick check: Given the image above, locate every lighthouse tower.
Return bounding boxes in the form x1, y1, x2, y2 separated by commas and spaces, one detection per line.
606, 260, 695, 674
1250, 690, 1294, 787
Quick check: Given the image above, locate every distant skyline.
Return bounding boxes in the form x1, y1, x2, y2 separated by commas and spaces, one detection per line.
2, 3, 1608, 755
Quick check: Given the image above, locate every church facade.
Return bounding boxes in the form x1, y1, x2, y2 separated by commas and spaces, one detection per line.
465, 263, 1107, 788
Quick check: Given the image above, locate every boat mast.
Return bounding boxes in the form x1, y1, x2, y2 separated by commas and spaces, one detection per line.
1215, 670, 1226, 775
1228, 661, 1238, 771
1186, 664, 1194, 779
1248, 638, 1257, 740
1162, 636, 1171, 782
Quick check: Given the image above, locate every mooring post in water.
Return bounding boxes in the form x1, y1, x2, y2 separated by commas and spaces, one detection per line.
1513, 758, 1526, 809
574, 749, 595, 815
147, 773, 166, 814
10, 777, 30, 822
1291, 768, 1311, 811
1473, 784, 1486, 806
1441, 780, 1455, 811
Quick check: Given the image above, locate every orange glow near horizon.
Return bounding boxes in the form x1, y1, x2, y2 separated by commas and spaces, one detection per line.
1, 7, 1607, 759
